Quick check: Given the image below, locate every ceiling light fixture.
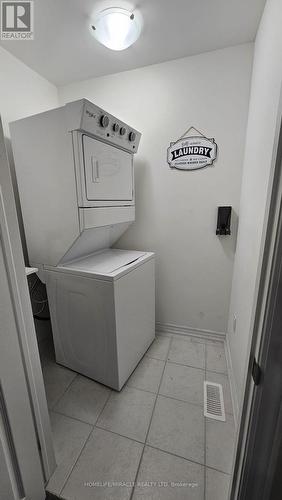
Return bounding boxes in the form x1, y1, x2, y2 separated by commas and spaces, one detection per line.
91, 7, 142, 51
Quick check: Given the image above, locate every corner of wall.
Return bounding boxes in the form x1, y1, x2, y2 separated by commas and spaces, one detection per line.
225, 335, 240, 424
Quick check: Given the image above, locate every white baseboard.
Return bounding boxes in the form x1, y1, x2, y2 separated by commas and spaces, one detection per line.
155, 321, 226, 342
224, 335, 239, 425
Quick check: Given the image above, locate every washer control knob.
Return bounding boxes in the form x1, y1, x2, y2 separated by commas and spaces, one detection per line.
113, 123, 120, 133
120, 126, 126, 136
128, 131, 136, 142
100, 115, 109, 128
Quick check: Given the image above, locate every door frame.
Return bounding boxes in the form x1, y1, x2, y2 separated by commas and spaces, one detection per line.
0, 115, 56, 488
230, 86, 282, 498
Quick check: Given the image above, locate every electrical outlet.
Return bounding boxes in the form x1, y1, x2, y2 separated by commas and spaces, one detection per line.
233, 314, 237, 333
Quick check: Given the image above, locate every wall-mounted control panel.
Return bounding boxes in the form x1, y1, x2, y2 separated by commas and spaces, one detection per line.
67, 99, 141, 154
216, 206, 232, 235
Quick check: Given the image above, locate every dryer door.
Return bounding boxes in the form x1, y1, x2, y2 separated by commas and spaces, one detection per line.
83, 135, 133, 201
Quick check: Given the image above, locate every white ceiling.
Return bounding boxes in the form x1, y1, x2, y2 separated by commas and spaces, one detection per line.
0, 0, 266, 86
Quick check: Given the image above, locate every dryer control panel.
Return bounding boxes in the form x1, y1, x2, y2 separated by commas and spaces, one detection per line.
67, 99, 141, 154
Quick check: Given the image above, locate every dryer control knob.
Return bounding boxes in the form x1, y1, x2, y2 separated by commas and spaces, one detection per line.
100, 115, 109, 128
120, 126, 126, 136
113, 123, 120, 133
129, 131, 136, 142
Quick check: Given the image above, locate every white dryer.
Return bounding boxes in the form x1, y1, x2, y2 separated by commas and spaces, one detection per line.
10, 99, 155, 390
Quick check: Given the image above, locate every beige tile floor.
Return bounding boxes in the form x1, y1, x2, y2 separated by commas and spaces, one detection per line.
41, 334, 235, 500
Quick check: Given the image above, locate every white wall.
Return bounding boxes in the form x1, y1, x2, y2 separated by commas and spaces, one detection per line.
0, 46, 59, 260
227, 0, 282, 410
59, 44, 253, 335
0, 46, 58, 137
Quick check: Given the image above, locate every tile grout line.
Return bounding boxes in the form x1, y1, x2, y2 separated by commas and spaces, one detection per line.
204, 463, 232, 476
163, 359, 206, 372
145, 443, 205, 469
158, 356, 228, 375
145, 354, 170, 361
94, 424, 145, 445
129, 335, 173, 500
56, 434, 93, 497
50, 408, 103, 428
156, 392, 233, 417
49, 372, 78, 411
49, 408, 89, 427
144, 443, 231, 476
56, 389, 113, 497
127, 383, 205, 410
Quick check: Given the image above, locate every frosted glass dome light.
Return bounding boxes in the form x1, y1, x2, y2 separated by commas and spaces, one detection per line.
91, 7, 142, 51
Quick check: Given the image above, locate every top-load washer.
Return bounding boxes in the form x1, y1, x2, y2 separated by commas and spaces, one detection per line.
10, 99, 155, 390
46, 249, 154, 390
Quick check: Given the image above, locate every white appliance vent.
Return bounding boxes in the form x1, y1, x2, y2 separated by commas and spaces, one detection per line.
204, 381, 226, 421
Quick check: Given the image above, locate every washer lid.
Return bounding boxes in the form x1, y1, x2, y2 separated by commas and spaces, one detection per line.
62, 249, 146, 274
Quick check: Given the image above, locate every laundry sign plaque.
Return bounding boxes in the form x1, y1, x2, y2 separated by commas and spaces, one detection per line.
167, 130, 217, 171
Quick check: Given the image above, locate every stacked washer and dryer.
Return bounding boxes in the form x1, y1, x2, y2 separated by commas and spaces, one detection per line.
10, 99, 155, 390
